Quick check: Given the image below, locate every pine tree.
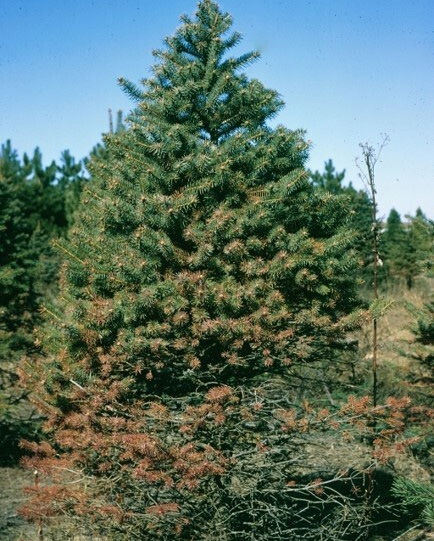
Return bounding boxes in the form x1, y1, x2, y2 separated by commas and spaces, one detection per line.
392, 477, 434, 527
23, 2, 368, 538
0, 142, 52, 365
408, 208, 433, 280
381, 208, 433, 288
57, 149, 86, 228
311, 159, 346, 194
0, 141, 84, 463
407, 299, 434, 376
0, 141, 42, 462
382, 208, 411, 286
311, 160, 373, 273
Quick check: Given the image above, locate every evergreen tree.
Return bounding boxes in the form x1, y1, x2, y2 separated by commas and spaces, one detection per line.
392, 477, 434, 528
310, 159, 346, 194
407, 299, 434, 376
0, 141, 43, 462
382, 208, 409, 284
24, 3, 369, 539
408, 208, 433, 279
0, 141, 38, 362
311, 160, 373, 272
382, 208, 433, 288
57, 149, 86, 228
85, 109, 126, 168
0, 141, 84, 463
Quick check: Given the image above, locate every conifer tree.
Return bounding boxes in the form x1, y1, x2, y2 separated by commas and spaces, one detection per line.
382, 208, 433, 288
408, 208, 433, 279
407, 299, 434, 375
392, 477, 434, 528
311, 160, 373, 273
0, 142, 85, 342
0, 141, 39, 371
311, 159, 346, 194
0, 142, 48, 462
23, 2, 370, 538
57, 149, 86, 228
382, 208, 408, 284
0, 141, 84, 463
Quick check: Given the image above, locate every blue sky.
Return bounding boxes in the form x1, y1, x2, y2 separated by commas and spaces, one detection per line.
1, 0, 433, 218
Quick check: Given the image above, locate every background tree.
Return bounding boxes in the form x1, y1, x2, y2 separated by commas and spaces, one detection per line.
58, 149, 87, 229
382, 208, 433, 288
407, 208, 433, 282
382, 208, 409, 285
310, 159, 346, 194
310, 160, 373, 277
0, 142, 45, 462
0, 141, 85, 464
407, 299, 434, 379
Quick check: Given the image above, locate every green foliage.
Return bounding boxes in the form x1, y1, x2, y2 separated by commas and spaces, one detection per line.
1, 142, 38, 341
406, 298, 434, 376
392, 477, 434, 527
310, 160, 373, 273
368, 296, 394, 320
409, 209, 434, 278
58, 149, 87, 227
0, 140, 85, 463
19, 2, 385, 539
382, 209, 410, 286
310, 159, 346, 194
382, 208, 433, 288
85, 109, 126, 170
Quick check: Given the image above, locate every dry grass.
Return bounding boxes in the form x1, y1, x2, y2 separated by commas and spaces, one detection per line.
360, 282, 427, 365
0, 467, 36, 540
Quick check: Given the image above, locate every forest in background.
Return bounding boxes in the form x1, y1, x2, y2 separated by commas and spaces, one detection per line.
0, 1, 433, 539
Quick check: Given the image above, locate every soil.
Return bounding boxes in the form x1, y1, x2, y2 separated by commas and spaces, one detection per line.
0, 467, 36, 541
